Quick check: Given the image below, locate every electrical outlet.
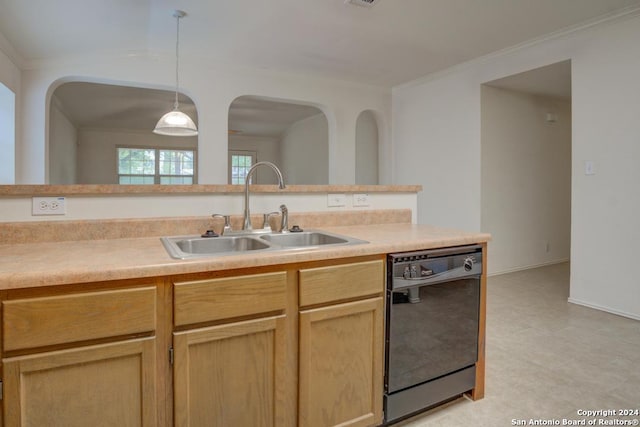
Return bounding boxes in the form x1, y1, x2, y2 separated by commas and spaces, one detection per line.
32, 197, 66, 215
327, 194, 347, 207
353, 193, 370, 207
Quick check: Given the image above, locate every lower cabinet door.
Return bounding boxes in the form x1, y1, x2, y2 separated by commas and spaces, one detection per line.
2, 337, 157, 427
299, 297, 384, 427
173, 315, 287, 427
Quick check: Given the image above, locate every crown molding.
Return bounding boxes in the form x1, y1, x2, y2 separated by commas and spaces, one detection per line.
395, 5, 640, 91
0, 31, 25, 70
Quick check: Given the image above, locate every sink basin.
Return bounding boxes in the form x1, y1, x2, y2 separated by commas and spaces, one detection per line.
161, 229, 367, 259
161, 235, 270, 259
260, 231, 350, 247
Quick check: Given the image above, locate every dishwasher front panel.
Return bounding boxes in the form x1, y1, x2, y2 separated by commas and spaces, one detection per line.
384, 245, 482, 424
386, 277, 480, 393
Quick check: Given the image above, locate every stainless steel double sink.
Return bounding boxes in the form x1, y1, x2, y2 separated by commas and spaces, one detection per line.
161, 230, 368, 259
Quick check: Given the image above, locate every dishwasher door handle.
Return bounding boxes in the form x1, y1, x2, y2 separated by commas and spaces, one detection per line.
392, 269, 480, 291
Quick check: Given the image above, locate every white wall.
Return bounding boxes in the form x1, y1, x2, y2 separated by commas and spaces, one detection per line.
0, 42, 20, 184
0, 82, 15, 184
75, 128, 197, 184
281, 113, 328, 185
568, 16, 640, 320
49, 98, 77, 184
355, 110, 379, 185
16, 55, 392, 185
393, 13, 640, 319
0, 192, 418, 225
481, 86, 571, 275
394, 71, 481, 231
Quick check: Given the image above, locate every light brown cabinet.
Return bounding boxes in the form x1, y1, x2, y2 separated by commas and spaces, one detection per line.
173, 315, 287, 427
170, 259, 385, 427
1, 285, 159, 427
0, 256, 388, 427
298, 260, 385, 427
299, 298, 383, 427
3, 337, 157, 427
172, 271, 290, 427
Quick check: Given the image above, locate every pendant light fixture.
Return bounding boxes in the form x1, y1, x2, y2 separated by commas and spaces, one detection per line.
153, 10, 198, 136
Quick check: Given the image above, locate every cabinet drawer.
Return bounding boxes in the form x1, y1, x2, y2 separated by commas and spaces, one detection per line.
3, 286, 157, 352
174, 271, 287, 327
299, 260, 384, 307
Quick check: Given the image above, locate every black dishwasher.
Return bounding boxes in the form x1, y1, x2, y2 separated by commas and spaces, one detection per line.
384, 245, 482, 424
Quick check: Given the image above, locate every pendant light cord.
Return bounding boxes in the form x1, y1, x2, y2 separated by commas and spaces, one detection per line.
174, 13, 181, 110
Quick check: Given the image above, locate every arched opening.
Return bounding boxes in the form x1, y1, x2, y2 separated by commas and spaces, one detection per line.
228, 95, 328, 184
48, 80, 198, 184
355, 110, 379, 185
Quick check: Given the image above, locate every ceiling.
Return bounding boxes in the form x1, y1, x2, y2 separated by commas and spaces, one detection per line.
485, 60, 572, 100
8, 1, 640, 133
2, 0, 640, 87
53, 82, 198, 131
228, 96, 322, 138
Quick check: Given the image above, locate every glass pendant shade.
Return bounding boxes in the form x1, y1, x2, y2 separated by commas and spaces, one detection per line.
153, 108, 198, 136
153, 10, 198, 137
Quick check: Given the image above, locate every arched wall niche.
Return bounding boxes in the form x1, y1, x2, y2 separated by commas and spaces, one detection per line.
355, 109, 380, 185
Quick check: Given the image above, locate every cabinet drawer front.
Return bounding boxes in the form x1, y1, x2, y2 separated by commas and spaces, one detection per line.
3, 286, 157, 352
174, 271, 287, 326
299, 260, 384, 307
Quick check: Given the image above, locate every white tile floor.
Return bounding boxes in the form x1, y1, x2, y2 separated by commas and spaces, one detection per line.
396, 262, 640, 427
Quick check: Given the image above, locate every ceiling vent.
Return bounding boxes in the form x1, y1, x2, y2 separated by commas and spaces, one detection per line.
344, 0, 379, 8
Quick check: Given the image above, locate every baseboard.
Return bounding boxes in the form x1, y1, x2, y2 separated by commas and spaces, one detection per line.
567, 298, 640, 321
488, 258, 570, 277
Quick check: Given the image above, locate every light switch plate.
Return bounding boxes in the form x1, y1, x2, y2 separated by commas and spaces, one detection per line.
585, 160, 595, 175
327, 194, 347, 207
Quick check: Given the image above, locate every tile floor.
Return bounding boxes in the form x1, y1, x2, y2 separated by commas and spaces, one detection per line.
396, 262, 640, 427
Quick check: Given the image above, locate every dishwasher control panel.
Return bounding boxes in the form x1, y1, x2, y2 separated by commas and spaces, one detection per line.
388, 244, 482, 290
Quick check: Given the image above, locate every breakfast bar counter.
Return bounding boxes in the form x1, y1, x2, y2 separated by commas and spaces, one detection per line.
0, 223, 490, 290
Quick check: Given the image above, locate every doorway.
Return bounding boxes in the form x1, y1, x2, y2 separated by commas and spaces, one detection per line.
480, 60, 572, 275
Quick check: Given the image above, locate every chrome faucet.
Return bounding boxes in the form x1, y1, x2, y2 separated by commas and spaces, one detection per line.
243, 161, 286, 230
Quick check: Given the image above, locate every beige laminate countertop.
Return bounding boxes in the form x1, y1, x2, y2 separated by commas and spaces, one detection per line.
0, 224, 490, 290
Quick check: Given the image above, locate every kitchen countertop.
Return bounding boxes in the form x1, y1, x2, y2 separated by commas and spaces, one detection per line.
0, 223, 490, 290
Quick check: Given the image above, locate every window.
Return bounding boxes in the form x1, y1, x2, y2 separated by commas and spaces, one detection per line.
118, 147, 195, 184
229, 150, 256, 185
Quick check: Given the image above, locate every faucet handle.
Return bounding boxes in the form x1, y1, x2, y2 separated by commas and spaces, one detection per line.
262, 211, 280, 232
212, 214, 232, 235
279, 204, 289, 233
